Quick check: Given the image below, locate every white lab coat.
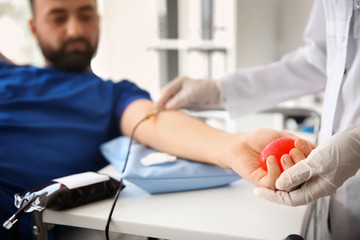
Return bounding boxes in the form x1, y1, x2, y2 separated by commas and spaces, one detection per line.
220, 0, 360, 239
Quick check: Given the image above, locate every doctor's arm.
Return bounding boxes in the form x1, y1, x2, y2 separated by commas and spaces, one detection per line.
255, 125, 360, 206
120, 99, 313, 189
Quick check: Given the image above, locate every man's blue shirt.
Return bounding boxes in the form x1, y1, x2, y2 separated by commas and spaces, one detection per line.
0, 62, 151, 239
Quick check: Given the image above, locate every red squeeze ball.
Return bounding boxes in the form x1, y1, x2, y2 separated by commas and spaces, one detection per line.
259, 137, 295, 172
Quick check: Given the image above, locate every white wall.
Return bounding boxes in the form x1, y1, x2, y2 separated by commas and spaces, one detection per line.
235, 0, 314, 68
0, 0, 44, 66
277, 0, 314, 57
92, 0, 161, 98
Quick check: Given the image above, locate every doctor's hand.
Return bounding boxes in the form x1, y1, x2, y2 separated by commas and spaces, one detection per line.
156, 76, 222, 110
226, 129, 314, 189
254, 125, 360, 206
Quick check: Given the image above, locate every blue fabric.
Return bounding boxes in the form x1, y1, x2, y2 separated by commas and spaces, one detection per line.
101, 137, 241, 194
0, 61, 151, 240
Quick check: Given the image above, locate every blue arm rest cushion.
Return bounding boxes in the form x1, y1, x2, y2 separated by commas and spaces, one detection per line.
100, 136, 241, 194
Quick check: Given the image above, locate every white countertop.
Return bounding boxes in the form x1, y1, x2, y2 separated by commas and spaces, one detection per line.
43, 167, 308, 240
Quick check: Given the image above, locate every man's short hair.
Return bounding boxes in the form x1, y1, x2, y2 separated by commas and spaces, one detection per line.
28, 0, 98, 16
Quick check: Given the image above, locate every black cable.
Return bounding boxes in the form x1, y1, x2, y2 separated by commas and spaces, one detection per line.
105, 110, 161, 240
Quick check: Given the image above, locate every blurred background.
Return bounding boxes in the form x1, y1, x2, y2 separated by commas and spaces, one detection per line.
0, 0, 320, 137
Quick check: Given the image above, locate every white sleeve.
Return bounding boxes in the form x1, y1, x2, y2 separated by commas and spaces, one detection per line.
221, 0, 327, 118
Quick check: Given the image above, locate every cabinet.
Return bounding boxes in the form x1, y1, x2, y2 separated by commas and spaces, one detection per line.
150, 0, 237, 87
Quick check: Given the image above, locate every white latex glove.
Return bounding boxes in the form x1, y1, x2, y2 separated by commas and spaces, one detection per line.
254, 125, 360, 206
156, 76, 223, 110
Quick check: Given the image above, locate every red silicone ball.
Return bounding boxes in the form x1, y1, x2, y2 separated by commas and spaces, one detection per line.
259, 137, 295, 172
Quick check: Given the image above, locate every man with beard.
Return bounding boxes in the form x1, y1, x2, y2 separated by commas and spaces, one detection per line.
28, 0, 98, 72
0, 0, 314, 239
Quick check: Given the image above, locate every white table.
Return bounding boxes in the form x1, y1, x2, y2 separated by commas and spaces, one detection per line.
41, 167, 309, 240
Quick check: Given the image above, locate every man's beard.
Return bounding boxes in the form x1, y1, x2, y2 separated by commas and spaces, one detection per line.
39, 37, 97, 72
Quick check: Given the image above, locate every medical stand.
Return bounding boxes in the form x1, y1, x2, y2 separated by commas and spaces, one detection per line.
32, 211, 53, 240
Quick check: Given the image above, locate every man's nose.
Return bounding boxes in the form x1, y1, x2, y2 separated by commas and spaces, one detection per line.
66, 17, 85, 38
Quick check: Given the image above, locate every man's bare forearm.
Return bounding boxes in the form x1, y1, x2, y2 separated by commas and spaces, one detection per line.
120, 99, 236, 168
120, 99, 314, 189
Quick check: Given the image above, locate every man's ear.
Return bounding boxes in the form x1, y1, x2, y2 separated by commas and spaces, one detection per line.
28, 18, 37, 39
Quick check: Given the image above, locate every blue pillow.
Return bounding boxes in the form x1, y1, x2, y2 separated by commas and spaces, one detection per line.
100, 136, 241, 194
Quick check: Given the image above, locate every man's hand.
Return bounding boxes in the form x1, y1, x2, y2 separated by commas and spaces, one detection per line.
254, 125, 360, 206
156, 76, 222, 110
226, 129, 314, 189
